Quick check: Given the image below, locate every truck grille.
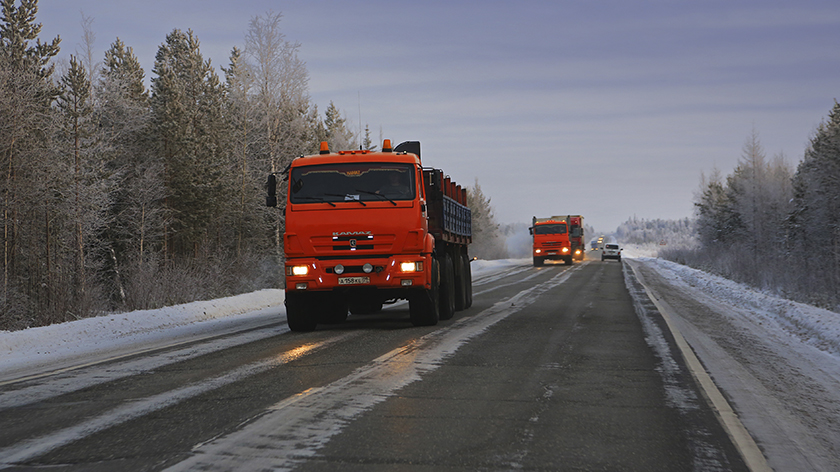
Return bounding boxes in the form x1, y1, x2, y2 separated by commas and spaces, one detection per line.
310, 234, 396, 253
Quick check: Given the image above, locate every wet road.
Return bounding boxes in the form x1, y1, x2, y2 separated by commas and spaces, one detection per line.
0, 257, 748, 471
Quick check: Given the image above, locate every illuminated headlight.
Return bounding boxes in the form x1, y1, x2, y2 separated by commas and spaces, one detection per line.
400, 261, 423, 272
575, 249, 582, 255
535, 249, 542, 254
290, 265, 309, 276
334, 264, 345, 275
562, 247, 569, 253
363, 263, 373, 274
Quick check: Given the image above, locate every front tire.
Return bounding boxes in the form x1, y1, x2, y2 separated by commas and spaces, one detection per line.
410, 258, 440, 326
285, 292, 318, 332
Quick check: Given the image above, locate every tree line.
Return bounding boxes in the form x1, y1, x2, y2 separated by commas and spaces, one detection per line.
662, 103, 840, 309
0, 1, 358, 330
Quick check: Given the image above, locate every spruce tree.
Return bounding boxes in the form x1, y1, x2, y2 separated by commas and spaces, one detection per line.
790, 101, 840, 302
151, 29, 234, 258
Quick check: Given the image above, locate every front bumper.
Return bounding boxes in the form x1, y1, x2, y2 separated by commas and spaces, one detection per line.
285, 254, 431, 292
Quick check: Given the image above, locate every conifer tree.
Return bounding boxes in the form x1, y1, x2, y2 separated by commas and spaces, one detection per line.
467, 178, 507, 260
151, 29, 234, 258
324, 101, 355, 151
0, 0, 61, 325
790, 101, 840, 301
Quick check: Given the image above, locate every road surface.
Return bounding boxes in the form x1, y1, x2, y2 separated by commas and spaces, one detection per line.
0, 256, 748, 471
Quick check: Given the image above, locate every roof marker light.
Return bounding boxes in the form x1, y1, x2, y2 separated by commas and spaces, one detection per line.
319, 141, 330, 154
382, 139, 392, 152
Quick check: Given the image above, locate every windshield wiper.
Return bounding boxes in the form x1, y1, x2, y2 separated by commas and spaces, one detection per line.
324, 193, 366, 206
355, 189, 397, 206
295, 196, 336, 207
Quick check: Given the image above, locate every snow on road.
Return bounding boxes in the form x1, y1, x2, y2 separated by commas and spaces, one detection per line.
2, 254, 840, 470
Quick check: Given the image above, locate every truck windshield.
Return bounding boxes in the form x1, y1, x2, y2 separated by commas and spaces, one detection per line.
535, 224, 567, 235
289, 163, 416, 204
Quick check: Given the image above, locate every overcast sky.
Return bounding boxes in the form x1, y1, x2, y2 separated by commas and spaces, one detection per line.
37, 0, 840, 233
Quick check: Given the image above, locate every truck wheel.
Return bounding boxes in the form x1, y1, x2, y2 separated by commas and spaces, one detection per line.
410, 258, 439, 326
285, 292, 318, 332
533, 256, 544, 267
565, 256, 573, 265
454, 253, 467, 311
320, 294, 349, 324
439, 254, 456, 320
462, 253, 473, 309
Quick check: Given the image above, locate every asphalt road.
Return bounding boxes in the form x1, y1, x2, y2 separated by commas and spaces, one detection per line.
0, 255, 748, 471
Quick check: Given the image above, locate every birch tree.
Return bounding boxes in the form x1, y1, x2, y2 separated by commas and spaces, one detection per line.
244, 11, 314, 263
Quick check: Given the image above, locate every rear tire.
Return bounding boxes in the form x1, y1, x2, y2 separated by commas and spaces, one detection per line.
462, 254, 473, 309
439, 254, 456, 320
454, 253, 467, 311
410, 258, 439, 326
285, 292, 318, 332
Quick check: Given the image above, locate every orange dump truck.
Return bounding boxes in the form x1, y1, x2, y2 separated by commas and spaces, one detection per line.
530, 215, 584, 266
266, 140, 472, 331
567, 215, 585, 261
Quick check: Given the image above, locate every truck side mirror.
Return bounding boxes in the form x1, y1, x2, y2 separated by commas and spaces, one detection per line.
266, 174, 277, 207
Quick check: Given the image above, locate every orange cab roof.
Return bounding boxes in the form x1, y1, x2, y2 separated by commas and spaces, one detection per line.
291, 149, 422, 168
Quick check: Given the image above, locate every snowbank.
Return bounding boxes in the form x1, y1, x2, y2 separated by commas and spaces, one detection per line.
638, 257, 840, 357
0, 289, 285, 379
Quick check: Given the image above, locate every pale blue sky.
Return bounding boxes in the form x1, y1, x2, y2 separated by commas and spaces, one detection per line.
38, 0, 840, 233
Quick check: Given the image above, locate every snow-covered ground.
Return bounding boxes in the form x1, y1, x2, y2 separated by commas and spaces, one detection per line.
3, 254, 839, 469
0, 258, 527, 382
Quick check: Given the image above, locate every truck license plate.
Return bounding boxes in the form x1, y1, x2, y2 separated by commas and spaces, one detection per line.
547, 251, 557, 255
338, 276, 369, 285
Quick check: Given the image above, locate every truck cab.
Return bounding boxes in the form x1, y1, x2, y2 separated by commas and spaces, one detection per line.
530, 217, 573, 266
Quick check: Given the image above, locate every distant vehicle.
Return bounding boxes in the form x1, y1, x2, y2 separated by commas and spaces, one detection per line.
530, 216, 573, 266
567, 215, 585, 261
601, 243, 621, 261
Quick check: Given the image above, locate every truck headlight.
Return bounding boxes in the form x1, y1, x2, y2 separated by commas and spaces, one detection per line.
290, 265, 309, 276
535, 249, 542, 254
562, 247, 569, 253
400, 261, 423, 272
334, 264, 345, 275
